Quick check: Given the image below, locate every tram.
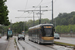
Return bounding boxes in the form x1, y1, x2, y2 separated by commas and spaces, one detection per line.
28, 24, 55, 44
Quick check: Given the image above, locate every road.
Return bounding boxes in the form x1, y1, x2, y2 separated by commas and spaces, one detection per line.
17, 36, 73, 50
0, 36, 74, 50
0, 36, 8, 50
54, 37, 75, 44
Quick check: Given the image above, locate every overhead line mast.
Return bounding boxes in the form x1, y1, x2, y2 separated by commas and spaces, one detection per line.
33, 6, 48, 24
18, 7, 51, 25
52, 0, 53, 24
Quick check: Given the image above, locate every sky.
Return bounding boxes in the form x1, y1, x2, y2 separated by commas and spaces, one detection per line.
5, 0, 75, 23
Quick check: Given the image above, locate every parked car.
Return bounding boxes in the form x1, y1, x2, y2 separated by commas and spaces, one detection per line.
18, 34, 25, 40
54, 33, 60, 39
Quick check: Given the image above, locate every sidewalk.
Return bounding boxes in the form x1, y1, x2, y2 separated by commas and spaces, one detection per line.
6, 37, 18, 50
0, 36, 8, 50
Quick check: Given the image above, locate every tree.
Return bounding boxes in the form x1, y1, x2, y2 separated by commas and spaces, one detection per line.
0, 0, 10, 26
54, 12, 75, 26
12, 22, 28, 33
73, 15, 75, 24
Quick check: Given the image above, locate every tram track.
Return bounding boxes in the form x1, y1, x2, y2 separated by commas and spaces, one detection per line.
24, 41, 40, 50
18, 41, 25, 50
16, 35, 73, 50
25, 39, 73, 50
43, 44, 73, 50
17, 39, 72, 50
18, 40, 40, 50
44, 45, 57, 50
24, 40, 57, 50
25, 40, 72, 50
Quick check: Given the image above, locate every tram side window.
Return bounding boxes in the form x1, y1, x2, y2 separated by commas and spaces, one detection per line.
36, 29, 38, 36
32, 30, 35, 37
35, 29, 37, 37
37, 29, 39, 33
37, 29, 42, 36
35, 29, 37, 34
37, 29, 39, 36
31, 30, 33, 37
38, 29, 40, 34
29, 31, 30, 36
35, 30, 36, 34
41, 28, 45, 36
52, 28, 54, 36
40, 29, 42, 34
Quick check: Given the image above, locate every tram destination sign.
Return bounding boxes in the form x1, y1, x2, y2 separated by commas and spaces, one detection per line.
44, 26, 52, 28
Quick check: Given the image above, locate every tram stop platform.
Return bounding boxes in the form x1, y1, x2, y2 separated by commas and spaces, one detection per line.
6, 37, 18, 50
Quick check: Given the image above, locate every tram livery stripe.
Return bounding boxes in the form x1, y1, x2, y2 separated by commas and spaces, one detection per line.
41, 37, 54, 40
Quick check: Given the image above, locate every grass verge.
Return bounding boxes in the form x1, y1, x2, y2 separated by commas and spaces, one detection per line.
14, 38, 19, 50
54, 41, 75, 49
14, 38, 17, 45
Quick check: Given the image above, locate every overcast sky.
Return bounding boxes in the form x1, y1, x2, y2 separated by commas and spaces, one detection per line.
6, 0, 75, 23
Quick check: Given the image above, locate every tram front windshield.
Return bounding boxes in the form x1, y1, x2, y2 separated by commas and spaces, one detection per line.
44, 28, 53, 37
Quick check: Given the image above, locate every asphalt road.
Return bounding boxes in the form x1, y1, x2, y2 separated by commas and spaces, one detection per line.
54, 37, 75, 44
17, 36, 73, 50
0, 36, 8, 50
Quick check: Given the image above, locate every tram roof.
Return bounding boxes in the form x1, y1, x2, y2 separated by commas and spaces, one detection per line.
29, 24, 53, 30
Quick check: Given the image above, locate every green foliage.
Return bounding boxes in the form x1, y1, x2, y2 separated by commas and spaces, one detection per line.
0, 0, 10, 26
26, 18, 50, 27
73, 15, 75, 24
56, 24, 75, 33
11, 18, 50, 34
54, 11, 75, 33
12, 22, 28, 33
54, 12, 75, 26
54, 41, 75, 47
0, 26, 3, 33
3, 11, 75, 34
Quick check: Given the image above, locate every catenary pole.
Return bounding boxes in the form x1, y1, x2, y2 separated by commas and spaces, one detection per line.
52, 0, 53, 24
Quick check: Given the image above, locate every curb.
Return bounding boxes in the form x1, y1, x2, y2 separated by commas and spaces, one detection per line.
14, 38, 19, 50
16, 39, 24, 50
6, 38, 18, 50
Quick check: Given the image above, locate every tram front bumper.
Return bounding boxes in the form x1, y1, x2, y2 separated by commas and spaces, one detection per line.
40, 39, 54, 43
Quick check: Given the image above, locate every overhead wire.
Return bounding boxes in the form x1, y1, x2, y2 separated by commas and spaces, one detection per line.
33, 0, 44, 21
27, 0, 43, 15
18, 0, 56, 21
26, 0, 57, 19
17, 0, 58, 23
19, 0, 28, 17
18, 0, 57, 17
37, 0, 43, 6
25, 0, 28, 9
35, 0, 57, 20
26, 0, 44, 20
